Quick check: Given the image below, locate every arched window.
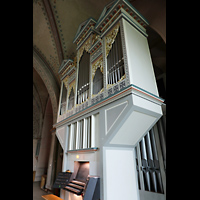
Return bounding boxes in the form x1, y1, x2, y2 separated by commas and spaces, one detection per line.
93, 68, 103, 95
60, 83, 67, 115
77, 50, 90, 104
68, 88, 75, 110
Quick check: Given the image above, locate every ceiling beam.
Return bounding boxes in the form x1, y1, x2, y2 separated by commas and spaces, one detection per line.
42, 0, 64, 65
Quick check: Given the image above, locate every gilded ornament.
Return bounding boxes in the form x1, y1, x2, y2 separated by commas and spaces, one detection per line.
78, 35, 92, 62
63, 76, 68, 88
105, 23, 120, 57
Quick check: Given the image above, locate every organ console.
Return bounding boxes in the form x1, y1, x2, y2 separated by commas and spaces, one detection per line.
64, 180, 85, 195
64, 176, 100, 199
53, 161, 100, 198
51, 161, 98, 199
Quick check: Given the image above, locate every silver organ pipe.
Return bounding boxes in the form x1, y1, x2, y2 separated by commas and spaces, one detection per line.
77, 51, 90, 104
107, 28, 124, 85
116, 28, 123, 74
137, 119, 165, 194
150, 129, 164, 193
145, 132, 153, 159
145, 132, 157, 192
115, 34, 120, 81
157, 119, 166, 171
140, 137, 151, 191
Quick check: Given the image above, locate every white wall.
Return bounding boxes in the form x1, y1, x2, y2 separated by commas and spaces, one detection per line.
103, 147, 140, 200
122, 19, 159, 96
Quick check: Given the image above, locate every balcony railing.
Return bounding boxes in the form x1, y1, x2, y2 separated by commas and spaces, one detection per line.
57, 77, 127, 122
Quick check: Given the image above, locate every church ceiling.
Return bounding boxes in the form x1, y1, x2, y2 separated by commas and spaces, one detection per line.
33, 0, 60, 84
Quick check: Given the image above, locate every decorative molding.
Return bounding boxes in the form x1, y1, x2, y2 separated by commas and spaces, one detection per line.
95, 0, 149, 33
73, 17, 97, 45
78, 35, 92, 63
54, 83, 164, 128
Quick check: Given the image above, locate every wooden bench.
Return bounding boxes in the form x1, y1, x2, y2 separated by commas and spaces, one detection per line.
41, 194, 63, 200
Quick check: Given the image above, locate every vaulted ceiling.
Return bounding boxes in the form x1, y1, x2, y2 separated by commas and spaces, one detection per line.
33, 0, 166, 135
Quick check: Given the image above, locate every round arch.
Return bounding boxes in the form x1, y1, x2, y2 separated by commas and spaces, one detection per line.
33, 50, 59, 124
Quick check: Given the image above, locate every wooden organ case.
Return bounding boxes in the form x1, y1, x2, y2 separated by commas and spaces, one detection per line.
54, 1, 165, 200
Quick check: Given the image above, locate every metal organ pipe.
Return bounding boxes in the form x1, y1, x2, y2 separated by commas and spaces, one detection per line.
140, 137, 151, 191
115, 34, 121, 81
107, 28, 124, 85
145, 132, 153, 159
150, 129, 164, 193
145, 132, 158, 193
157, 120, 166, 171
77, 51, 90, 104
117, 28, 124, 77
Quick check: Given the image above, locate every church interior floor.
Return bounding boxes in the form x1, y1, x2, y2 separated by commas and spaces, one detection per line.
33, 181, 53, 200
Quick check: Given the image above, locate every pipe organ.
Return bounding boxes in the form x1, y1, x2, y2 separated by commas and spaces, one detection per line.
54, 1, 165, 200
